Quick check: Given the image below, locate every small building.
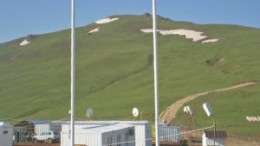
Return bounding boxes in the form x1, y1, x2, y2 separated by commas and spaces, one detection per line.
202, 130, 228, 146
61, 121, 152, 146
0, 121, 13, 146
61, 123, 135, 146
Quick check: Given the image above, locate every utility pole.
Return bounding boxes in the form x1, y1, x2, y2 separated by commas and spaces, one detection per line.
152, 0, 160, 146
70, 0, 76, 146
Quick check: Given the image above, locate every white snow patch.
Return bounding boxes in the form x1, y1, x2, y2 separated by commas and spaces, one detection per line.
96, 17, 119, 24
160, 29, 207, 41
88, 27, 99, 34
140, 29, 154, 33
141, 28, 218, 43
19, 39, 31, 46
19, 35, 34, 46
202, 39, 219, 43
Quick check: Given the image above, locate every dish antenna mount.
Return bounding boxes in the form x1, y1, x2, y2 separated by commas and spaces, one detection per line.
86, 108, 94, 119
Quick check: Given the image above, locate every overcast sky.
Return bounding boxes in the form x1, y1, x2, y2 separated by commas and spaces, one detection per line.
0, 0, 259, 43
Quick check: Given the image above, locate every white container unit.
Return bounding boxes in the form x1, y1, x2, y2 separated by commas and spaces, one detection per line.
61, 123, 135, 146
0, 121, 13, 146
61, 121, 152, 146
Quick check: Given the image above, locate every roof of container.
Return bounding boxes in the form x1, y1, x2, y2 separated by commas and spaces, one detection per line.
62, 120, 150, 125
0, 121, 11, 126
204, 130, 228, 139
62, 123, 134, 134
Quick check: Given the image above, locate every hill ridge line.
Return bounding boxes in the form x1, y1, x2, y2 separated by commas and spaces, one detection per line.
159, 81, 259, 124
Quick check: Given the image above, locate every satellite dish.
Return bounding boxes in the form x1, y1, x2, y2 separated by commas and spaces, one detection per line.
132, 107, 139, 118
68, 110, 71, 115
183, 106, 188, 113
186, 106, 193, 115
203, 102, 213, 117
86, 108, 94, 118
183, 106, 193, 116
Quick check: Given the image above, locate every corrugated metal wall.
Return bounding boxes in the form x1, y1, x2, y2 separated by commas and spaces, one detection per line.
60, 121, 152, 146
159, 125, 181, 142
61, 126, 135, 146
49, 123, 62, 132
102, 129, 135, 146
120, 121, 152, 146
75, 133, 101, 146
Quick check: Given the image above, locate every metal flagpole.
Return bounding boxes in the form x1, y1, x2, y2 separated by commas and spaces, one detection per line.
70, 0, 75, 146
152, 0, 160, 146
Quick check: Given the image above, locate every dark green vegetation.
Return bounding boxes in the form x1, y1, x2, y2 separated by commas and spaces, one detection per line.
0, 15, 259, 139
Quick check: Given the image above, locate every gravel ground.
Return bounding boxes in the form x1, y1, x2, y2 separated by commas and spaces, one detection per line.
14, 143, 60, 146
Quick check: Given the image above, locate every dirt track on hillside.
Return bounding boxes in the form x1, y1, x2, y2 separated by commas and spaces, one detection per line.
159, 81, 258, 124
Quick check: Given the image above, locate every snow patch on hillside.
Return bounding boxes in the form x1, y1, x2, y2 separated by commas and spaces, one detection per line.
88, 27, 99, 34
160, 29, 206, 41
19, 39, 31, 46
140, 29, 154, 33
140, 28, 219, 43
19, 35, 34, 46
202, 39, 219, 43
96, 17, 119, 24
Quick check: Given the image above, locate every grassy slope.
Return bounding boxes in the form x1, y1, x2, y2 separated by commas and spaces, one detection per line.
174, 84, 260, 140
0, 15, 259, 138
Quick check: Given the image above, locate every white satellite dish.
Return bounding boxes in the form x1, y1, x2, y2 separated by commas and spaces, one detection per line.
132, 107, 139, 118
186, 106, 193, 115
183, 106, 188, 113
183, 106, 193, 116
86, 108, 94, 118
203, 102, 213, 117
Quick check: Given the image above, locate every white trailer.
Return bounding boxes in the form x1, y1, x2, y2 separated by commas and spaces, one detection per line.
0, 121, 13, 146
61, 120, 152, 146
61, 123, 135, 146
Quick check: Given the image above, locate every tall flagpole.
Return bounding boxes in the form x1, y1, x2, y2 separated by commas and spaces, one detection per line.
70, 0, 75, 146
152, 0, 160, 146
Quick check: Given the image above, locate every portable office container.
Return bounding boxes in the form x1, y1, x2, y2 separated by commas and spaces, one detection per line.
61, 123, 135, 146
0, 121, 13, 146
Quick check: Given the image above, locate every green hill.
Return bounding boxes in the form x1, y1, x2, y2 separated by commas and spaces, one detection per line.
0, 15, 259, 140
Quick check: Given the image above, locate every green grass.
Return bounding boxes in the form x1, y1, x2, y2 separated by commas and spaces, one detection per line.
174, 84, 260, 141
0, 15, 260, 139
